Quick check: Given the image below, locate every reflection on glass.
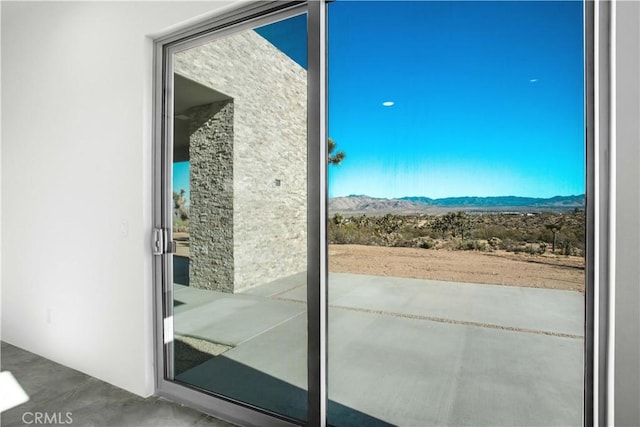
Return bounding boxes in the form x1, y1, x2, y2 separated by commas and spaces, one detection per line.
327, 1, 585, 426
170, 14, 308, 421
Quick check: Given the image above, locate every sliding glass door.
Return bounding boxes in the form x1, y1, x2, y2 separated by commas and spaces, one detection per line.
154, 1, 593, 426
326, 2, 586, 426
154, 4, 316, 425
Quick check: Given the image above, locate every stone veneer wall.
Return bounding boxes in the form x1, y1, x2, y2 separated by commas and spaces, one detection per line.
175, 30, 307, 293
188, 101, 235, 292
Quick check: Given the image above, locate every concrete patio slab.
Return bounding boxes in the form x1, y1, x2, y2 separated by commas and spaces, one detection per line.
243, 271, 307, 297
327, 308, 582, 426
274, 273, 583, 337
176, 312, 309, 422
173, 285, 305, 346
177, 303, 582, 426
172, 272, 584, 426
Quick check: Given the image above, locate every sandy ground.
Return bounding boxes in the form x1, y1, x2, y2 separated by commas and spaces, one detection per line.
174, 232, 190, 257
329, 244, 585, 293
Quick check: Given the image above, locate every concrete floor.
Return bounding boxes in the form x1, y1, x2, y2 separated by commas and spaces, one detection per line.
0, 342, 235, 427
174, 272, 585, 426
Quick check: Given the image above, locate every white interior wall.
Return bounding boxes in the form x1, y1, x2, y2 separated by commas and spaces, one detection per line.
0, 1, 638, 423
0, 1, 238, 397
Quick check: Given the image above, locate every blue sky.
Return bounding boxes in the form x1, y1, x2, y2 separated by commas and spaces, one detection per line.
173, 161, 190, 202
327, 1, 584, 199
174, 1, 585, 201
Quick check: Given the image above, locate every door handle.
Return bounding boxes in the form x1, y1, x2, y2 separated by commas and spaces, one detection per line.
152, 228, 176, 255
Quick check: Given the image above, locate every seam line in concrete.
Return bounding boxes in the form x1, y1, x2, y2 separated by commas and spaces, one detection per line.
269, 283, 307, 298
235, 310, 307, 346
273, 296, 583, 340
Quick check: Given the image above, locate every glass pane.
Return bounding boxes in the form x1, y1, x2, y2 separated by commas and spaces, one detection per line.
170, 13, 308, 421
327, 1, 585, 426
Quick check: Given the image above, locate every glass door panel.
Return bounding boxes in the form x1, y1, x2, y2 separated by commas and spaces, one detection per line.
168, 13, 309, 422
327, 1, 585, 426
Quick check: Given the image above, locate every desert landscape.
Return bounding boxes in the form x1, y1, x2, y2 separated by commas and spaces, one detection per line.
329, 244, 584, 293
174, 201, 586, 293
326, 206, 585, 292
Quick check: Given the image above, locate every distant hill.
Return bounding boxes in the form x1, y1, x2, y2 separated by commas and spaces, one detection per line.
329, 194, 585, 215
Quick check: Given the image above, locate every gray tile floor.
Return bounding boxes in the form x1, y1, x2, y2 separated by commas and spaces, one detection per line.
0, 342, 236, 427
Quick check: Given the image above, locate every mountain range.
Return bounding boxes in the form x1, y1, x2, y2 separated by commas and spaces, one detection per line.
329, 194, 585, 215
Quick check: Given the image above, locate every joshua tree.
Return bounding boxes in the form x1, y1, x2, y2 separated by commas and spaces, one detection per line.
173, 189, 189, 221
328, 138, 345, 165
433, 212, 470, 239
431, 216, 449, 239
454, 211, 471, 240
378, 213, 402, 234
356, 215, 371, 228
332, 213, 345, 227
545, 219, 564, 254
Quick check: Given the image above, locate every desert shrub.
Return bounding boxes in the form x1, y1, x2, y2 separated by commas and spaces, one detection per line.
498, 238, 517, 251
502, 242, 546, 255
473, 225, 525, 241
393, 239, 416, 248
499, 239, 538, 254
452, 239, 487, 251
329, 222, 383, 245
418, 239, 436, 249
507, 245, 529, 254
560, 240, 578, 256
487, 237, 502, 249
173, 217, 190, 233
400, 224, 428, 240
